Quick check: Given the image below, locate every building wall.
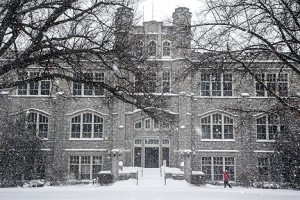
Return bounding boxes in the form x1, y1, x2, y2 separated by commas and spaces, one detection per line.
1, 7, 299, 184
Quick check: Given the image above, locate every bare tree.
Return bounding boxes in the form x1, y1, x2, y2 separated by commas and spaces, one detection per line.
0, 0, 168, 114
191, 0, 300, 111
190, 0, 300, 187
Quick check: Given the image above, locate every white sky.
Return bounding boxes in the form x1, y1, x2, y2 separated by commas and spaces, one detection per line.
136, 0, 204, 23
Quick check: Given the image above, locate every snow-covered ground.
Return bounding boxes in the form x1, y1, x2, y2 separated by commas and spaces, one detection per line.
1, 168, 299, 200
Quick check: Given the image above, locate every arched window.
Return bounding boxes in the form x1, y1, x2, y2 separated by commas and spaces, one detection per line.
201, 113, 234, 140
71, 113, 104, 139
148, 41, 156, 56
256, 114, 281, 140
162, 41, 171, 56
28, 112, 49, 139
136, 40, 144, 56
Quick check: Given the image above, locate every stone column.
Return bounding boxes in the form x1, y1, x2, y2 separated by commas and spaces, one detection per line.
50, 92, 67, 183
111, 149, 122, 182
183, 150, 192, 183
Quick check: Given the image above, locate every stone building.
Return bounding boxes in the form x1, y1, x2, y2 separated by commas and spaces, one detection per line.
1, 7, 299, 184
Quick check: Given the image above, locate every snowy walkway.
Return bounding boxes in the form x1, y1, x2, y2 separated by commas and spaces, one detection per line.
138, 168, 165, 187
0, 168, 300, 200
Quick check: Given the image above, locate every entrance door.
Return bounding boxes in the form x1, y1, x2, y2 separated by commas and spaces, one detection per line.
145, 147, 159, 168
134, 147, 142, 167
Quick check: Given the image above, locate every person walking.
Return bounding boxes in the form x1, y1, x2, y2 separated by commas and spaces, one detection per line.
223, 170, 232, 188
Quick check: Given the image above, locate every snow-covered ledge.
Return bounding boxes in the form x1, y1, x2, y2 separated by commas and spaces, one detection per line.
240, 92, 250, 97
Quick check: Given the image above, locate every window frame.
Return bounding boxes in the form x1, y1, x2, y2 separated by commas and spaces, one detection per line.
69, 155, 103, 180
200, 113, 234, 140
70, 112, 104, 139
72, 72, 105, 96
254, 73, 288, 97
200, 73, 233, 97
27, 111, 49, 139
201, 156, 235, 182
256, 114, 281, 141
162, 72, 171, 93
162, 41, 171, 57
148, 41, 157, 57
17, 72, 51, 96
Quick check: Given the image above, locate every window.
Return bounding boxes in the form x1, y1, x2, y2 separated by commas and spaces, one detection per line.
201, 157, 212, 180
134, 139, 142, 145
146, 72, 157, 93
17, 72, 51, 96
201, 113, 234, 140
83, 73, 93, 95
135, 118, 170, 130
71, 113, 104, 139
145, 139, 159, 144
69, 156, 102, 180
162, 41, 171, 57
162, 139, 170, 145
258, 157, 272, 181
28, 112, 49, 139
94, 72, 105, 96
92, 156, 102, 179
162, 72, 171, 93
144, 118, 151, 129
161, 122, 170, 129
202, 156, 235, 181
136, 41, 144, 57
256, 114, 281, 141
255, 73, 288, 97
134, 121, 142, 129
134, 71, 143, 93
148, 41, 156, 56
80, 156, 90, 179
69, 156, 79, 179
154, 120, 160, 129
200, 74, 232, 96
72, 72, 105, 96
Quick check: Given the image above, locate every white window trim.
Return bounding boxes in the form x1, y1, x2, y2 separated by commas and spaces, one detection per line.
28, 111, 49, 139
69, 155, 103, 180
200, 113, 235, 140
201, 156, 236, 182
254, 73, 289, 97
200, 73, 233, 97
134, 121, 142, 130
70, 113, 104, 139
256, 114, 280, 142
17, 72, 51, 96
72, 72, 105, 96
162, 40, 172, 57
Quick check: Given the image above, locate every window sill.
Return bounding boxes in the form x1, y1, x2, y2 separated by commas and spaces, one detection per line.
200, 139, 235, 142
256, 140, 275, 143
13, 95, 51, 97
69, 138, 104, 141
70, 95, 105, 97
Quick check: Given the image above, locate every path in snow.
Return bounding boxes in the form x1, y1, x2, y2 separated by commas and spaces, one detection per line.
0, 168, 300, 200
138, 168, 165, 187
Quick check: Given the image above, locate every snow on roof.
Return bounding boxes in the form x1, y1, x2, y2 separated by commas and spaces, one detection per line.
64, 149, 108, 152
196, 150, 239, 153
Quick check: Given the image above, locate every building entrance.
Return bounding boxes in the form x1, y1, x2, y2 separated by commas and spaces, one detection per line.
133, 138, 170, 168
145, 147, 159, 168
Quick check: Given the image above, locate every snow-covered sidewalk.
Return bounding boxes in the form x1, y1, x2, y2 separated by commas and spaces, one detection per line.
1, 168, 299, 200
1, 179, 300, 200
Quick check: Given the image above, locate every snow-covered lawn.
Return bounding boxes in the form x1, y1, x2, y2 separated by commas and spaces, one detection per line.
1, 180, 300, 200
1, 168, 299, 200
